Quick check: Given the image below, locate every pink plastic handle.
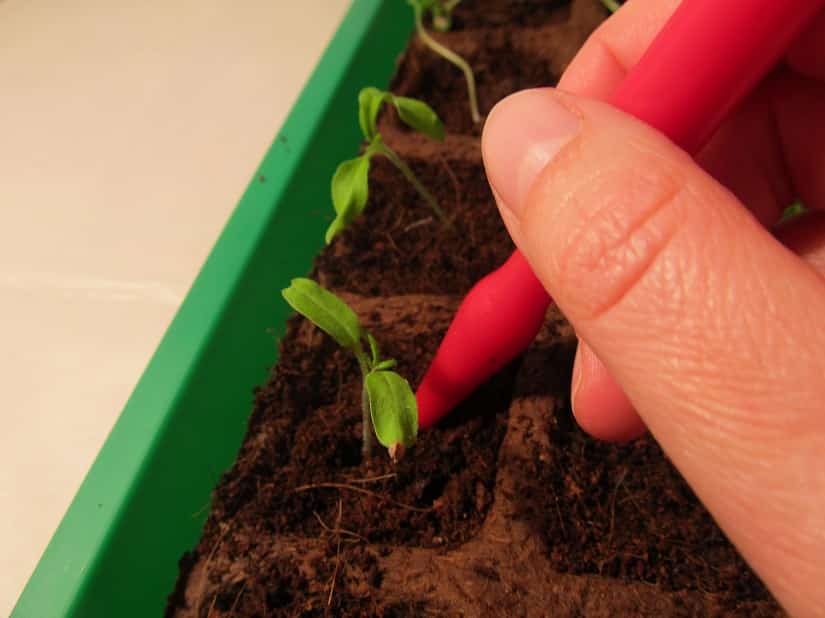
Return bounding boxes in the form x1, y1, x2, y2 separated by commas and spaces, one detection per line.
417, 0, 825, 428
611, 0, 824, 153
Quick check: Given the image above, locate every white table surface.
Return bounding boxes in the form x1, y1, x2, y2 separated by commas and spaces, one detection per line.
0, 1, 350, 613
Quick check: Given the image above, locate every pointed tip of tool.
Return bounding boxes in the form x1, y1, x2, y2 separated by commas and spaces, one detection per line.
415, 251, 552, 430
415, 373, 453, 430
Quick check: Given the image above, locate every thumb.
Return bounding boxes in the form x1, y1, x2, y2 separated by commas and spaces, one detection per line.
482, 88, 825, 615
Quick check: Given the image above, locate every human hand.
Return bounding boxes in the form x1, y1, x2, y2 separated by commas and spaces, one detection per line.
481, 0, 825, 614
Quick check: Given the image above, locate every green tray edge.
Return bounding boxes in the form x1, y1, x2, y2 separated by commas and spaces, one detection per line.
13, 2, 411, 615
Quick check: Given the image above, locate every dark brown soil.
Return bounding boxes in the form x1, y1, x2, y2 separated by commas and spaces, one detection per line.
313, 156, 514, 296
391, 0, 605, 135
167, 1, 781, 616
204, 295, 517, 549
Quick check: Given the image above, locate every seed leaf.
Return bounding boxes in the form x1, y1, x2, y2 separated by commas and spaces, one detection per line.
779, 201, 807, 223
326, 154, 370, 243
281, 278, 362, 351
358, 87, 389, 141
366, 332, 381, 367
365, 370, 418, 448
373, 359, 397, 371
391, 95, 445, 141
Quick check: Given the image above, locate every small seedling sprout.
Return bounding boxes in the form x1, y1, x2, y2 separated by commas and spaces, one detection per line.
282, 278, 418, 460
326, 87, 447, 243
408, 0, 481, 124
427, 0, 461, 32
599, 0, 620, 13
779, 201, 808, 224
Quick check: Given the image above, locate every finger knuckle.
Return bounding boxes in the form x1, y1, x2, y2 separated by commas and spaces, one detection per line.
552, 161, 687, 322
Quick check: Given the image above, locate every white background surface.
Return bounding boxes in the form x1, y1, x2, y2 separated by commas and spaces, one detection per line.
0, 1, 350, 613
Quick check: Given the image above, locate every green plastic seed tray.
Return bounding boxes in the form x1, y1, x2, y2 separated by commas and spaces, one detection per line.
13, 2, 411, 615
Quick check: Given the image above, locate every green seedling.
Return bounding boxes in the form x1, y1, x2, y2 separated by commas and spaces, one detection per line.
282, 278, 418, 460
599, 0, 620, 12
425, 0, 461, 31
408, 0, 481, 124
779, 201, 808, 224
326, 87, 446, 243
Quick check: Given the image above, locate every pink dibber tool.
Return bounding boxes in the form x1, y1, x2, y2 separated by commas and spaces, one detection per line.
416, 0, 825, 428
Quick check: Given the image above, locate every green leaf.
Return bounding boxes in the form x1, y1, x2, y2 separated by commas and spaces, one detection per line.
358, 87, 388, 141
366, 332, 380, 367
365, 370, 418, 448
358, 87, 444, 143
331, 155, 370, 217
779, 201, 807, 224
391, 95, 445, 141
281, 278, 362, 351
373, 359, 397, 371
326, 154, 370, 243
325, 217, 348, 245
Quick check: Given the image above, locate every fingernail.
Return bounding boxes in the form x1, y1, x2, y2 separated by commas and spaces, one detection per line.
482, 88, 580, 219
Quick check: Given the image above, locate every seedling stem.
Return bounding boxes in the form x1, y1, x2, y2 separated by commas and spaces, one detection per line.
411, 1, 481, 124
372, 140, 446, 220
356, 355, 374, 454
